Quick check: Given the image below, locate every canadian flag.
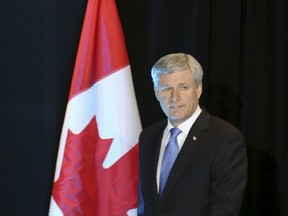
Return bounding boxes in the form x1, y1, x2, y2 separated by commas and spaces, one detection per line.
49, 0, 142, 215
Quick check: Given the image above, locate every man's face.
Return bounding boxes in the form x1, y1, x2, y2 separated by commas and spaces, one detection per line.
154, 69, 202, 127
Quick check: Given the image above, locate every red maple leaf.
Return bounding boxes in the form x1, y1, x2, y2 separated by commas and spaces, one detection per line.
53, 116, 139, 216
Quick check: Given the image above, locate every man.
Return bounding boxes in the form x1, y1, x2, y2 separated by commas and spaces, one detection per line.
138, 53, 247, 216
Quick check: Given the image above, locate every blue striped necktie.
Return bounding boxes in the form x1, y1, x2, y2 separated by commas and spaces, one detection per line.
159, 127, 182, 198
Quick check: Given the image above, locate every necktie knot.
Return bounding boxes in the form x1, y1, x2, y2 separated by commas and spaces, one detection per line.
170, 127, 182, 139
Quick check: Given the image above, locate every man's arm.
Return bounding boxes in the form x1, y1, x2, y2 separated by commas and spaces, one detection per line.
210, 130, 248, 216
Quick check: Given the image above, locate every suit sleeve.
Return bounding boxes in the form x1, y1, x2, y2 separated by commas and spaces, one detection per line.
209, 129, 248, 216
137, 176, 144, 215
137, 131, 145, 216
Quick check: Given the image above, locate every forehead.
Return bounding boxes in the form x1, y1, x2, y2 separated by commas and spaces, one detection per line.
158, 69, 193, 84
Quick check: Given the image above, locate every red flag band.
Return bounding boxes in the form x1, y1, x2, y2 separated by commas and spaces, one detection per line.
49, 0, 142, 215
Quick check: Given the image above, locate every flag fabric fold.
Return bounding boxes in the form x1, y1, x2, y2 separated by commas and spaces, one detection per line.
49, 0, 142, 215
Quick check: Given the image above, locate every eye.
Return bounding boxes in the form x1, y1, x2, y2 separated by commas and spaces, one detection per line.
179, 85, 189, 90
160, 86, 172, 92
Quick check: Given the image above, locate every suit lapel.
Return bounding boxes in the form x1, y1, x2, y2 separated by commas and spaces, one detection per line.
152, 129, 163, 201
143, 120, 167, 206
159, 110, 210, 201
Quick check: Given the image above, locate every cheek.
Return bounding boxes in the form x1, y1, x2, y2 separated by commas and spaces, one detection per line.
184, 93, 199, 107
159, 93, 169, 101
159, 97, 169, 107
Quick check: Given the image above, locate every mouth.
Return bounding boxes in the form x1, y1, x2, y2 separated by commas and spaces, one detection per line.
169, 105, 183, 110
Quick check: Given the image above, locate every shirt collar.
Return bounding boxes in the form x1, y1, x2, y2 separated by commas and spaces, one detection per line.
166, 105, 202, 135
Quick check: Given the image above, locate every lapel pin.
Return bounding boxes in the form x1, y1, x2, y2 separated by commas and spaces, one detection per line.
192, 136, 197, 141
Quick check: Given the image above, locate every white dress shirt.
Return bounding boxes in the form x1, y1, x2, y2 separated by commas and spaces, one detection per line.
156, 105, 202, 192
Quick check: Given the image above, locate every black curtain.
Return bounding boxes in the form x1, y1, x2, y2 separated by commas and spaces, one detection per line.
0, 0, 287, 215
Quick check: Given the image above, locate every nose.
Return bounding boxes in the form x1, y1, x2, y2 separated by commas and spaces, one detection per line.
170, 89, 180, 102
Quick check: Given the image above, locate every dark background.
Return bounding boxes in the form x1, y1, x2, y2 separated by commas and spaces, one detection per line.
0, 0, 287, 215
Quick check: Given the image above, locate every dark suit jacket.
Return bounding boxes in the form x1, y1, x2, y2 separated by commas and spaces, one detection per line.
138, 109, 247, 216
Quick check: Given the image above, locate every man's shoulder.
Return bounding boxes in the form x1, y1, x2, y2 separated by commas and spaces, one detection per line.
142, 119, 167, 132
200, 108, 243, 135
140, 119, 167, 137
210, 115, 241, 132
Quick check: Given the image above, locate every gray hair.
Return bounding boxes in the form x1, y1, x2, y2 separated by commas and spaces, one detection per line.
151, 53, 203, 87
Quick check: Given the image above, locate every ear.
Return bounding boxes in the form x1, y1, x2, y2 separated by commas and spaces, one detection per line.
196, 82, 202, 99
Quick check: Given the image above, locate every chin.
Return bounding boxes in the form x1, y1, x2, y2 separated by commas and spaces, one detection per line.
169, 116, 184, 123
